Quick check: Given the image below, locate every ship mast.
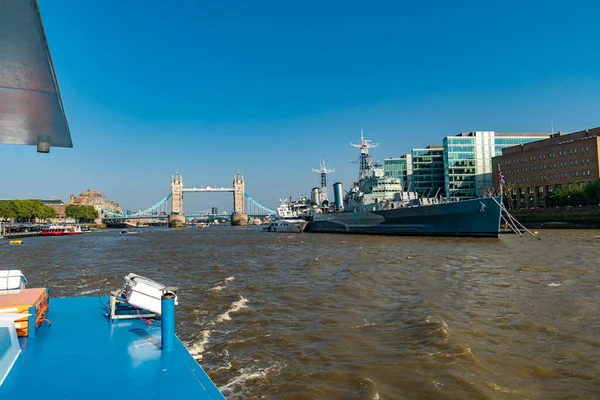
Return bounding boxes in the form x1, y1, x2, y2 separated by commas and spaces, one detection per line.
351, 129, 378, 180
313, 159, 334, 204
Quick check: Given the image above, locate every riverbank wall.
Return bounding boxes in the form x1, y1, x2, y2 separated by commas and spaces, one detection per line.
511, 205, 600, 229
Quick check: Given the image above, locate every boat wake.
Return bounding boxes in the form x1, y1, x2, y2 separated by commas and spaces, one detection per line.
187, 293, 249, 360
188, 330, 211, 360
218, 364, 280, 396
216, 295, 248, 323
208, 276, 235, 292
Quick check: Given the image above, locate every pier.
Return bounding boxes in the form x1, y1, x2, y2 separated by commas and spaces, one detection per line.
0, 223, 44, 239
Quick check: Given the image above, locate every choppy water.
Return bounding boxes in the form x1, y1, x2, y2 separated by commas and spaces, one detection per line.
2, 227, 600, 399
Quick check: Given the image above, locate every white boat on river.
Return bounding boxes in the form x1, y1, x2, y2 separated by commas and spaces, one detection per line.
262, 201, 308, 233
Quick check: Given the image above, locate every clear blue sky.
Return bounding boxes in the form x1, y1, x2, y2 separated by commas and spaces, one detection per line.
1, 0, 600, 212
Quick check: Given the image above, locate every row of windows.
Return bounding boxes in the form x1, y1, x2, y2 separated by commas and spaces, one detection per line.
512, 182, 591, 196
500, 145, 591, 166
505, 158, 592, 174
508, 169, 593, 183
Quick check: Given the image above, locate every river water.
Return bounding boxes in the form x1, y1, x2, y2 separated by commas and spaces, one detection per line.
2, 227, 599, 399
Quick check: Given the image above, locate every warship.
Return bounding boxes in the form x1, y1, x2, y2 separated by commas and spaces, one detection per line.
304, 132, 502, 237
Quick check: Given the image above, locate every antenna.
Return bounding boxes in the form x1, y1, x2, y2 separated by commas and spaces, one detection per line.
350, 129, 378, 180
313, 159, 334, 204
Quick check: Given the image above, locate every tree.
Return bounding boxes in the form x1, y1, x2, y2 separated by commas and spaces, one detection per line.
0, 200, 16, 220
66, 204, 99, 223
584, 179, 600, 205
3, 199, 57, 223
546, 183, 587, 207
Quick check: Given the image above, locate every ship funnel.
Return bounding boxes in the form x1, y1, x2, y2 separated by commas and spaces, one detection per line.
333, 182, 344, 211
311, 187, 320, 206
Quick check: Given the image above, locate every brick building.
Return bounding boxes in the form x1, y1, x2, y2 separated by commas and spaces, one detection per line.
492, 127, 600, 209
40, 199, 66, 218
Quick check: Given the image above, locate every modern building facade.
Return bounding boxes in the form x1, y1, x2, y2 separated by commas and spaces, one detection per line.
383, 155, 413, 190
411, 146, 444, 196
493, 127, 600, 209
443, 131, 551, 199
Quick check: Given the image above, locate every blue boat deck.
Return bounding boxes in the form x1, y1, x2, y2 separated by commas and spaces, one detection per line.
0, 296, 224, 399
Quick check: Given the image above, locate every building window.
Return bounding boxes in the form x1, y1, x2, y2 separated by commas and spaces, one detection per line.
574, 148, 577, 154
581, 146, 585, 152
586, 146, 589, 152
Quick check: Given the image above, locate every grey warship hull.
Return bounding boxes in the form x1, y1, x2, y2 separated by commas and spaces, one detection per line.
304, 197, 502, 237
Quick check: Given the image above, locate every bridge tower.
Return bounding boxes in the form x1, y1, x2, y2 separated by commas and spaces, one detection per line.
231, 172, 248, 226
168, 172, 186, 227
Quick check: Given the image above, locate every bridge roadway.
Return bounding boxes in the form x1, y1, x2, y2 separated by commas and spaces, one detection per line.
182, 187, 233, 193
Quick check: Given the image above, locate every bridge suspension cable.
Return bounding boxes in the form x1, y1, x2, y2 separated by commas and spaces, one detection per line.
244, 192, 276, 215
102, 193, 172, 217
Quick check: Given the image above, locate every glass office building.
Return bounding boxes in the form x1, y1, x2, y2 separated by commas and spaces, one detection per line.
383, 155, 412, 190
443, 132, 551, 199
411, 146, 444, 196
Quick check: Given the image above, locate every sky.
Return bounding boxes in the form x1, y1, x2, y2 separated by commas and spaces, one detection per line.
1, 0, 600, 212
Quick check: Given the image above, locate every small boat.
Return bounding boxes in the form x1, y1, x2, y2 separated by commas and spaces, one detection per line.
41, 225, 84, 236
263, 219, 306, 232
262, 201, 308, 233
9, 240, 23, 245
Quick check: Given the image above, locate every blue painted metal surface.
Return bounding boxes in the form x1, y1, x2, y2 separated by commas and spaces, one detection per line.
161, 295, 175, 352
0, 296, 225, 399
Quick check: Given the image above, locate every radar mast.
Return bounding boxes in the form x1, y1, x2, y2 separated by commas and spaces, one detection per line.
313, 159, 334, 204
350, 129, 378, 180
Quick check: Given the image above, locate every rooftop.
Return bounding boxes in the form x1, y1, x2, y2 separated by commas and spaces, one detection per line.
498, 126, 600, 156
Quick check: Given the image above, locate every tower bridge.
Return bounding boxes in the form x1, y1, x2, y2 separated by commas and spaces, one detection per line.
169, 171, 248, 227
101, 171, 276, 227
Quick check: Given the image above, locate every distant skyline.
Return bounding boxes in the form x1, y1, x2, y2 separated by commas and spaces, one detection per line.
1, 0, 600, 212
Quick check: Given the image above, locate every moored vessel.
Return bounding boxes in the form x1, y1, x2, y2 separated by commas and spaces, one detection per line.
41, 225, 84, 236
263, 200, 308, 233
304, 132, 502, 237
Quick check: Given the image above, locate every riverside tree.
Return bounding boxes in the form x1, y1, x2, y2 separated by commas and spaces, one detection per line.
65, 204, 99, 223
0, 200, 57, 222
545, 179, 600, 207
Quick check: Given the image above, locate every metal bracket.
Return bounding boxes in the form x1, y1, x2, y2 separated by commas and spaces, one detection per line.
107, 289, 158, 322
